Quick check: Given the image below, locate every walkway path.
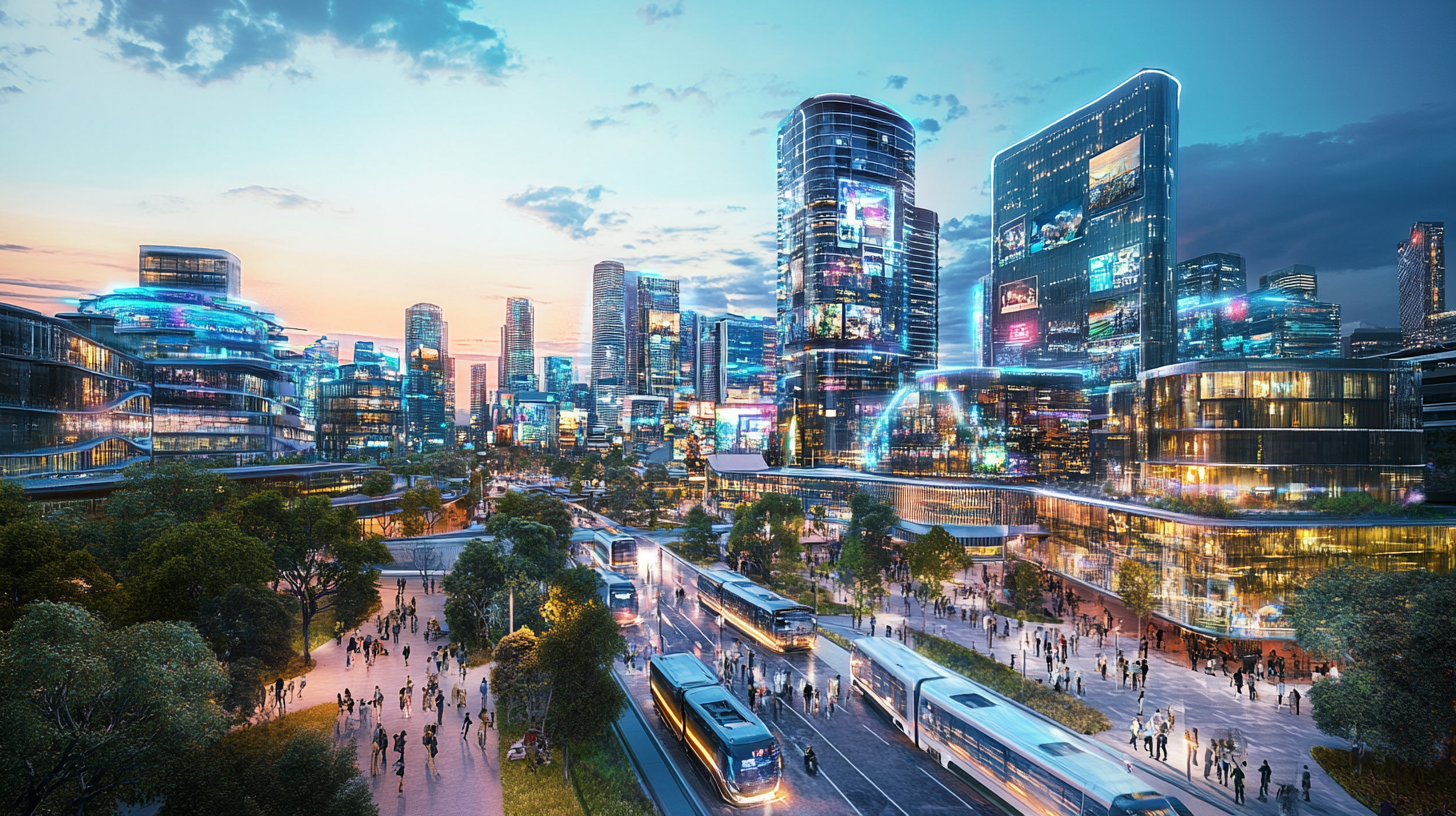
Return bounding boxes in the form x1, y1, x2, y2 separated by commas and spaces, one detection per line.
287, 574, 503, 816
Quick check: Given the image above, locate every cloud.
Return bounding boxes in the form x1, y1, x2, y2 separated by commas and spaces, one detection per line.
87, 0, 516, 84
1028, 67, 1095, 93
726, 205, 747, 212
1179, 104, 1456, 326
586, 116, 620, 130
0, 244, 33, 252
682, 265, 776, 315
886, 75, 908, 90
622, 100, 659, 114
597, 211, 630, 228
0, 85, 21, 99
760, 109, 789, 120
223, 185, 325, 210
0, 275, 96, 294
747, 127, 766, 136
660, 83, 709, 104
629, 82, 655, 96
917, 118, 941, 134
910, 92, 968, 122
761, 80, 796, 98
638, 2, 684, 24
137, 194, 193, 214
505, 185, 602, 240
941, 214, 992, 245
935, 214, 995, 365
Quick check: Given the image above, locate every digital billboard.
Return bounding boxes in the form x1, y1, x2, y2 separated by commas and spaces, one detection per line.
808, 303, 843, 339
837, 179, 896, 249
1088, 338, 1139, 382
648, 310, 679, 337
715, 404, 776, 453
1089, 244, 1142, 293
789, 257, 804, 292
1087, 134, 1142, 212
782, 307, 806, 343
996, 216, 1026, 267
1028, 200, 1084, 254
843, 304, 883, 341
1006, 319, 1039, 346
999, 277, 1039, 314
1089, 294, 1141, 340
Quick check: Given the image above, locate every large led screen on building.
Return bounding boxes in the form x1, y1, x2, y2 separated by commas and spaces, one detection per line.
1006, 319, 1039, 346
648, 310, 679, 337
808, 303, 843, 339
789, 257, 804, 293
999, 277, 1039, 314
782, 307, 806, 343
715, 404, 776, 453
844, 304, 884, 341
1087, 134, 1142, 212
514, 402, 557, 448
1089, 244, 1143, 293
837, 179, 896, 249
1089, 294, 1141, 339
996, 216, 1026, 267
1028, 200, 1084, 253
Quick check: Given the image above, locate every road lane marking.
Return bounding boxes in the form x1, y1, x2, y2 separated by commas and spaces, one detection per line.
920, 767, 979, 812
783, 701, 910, 816
777, 732, 864, 816
862, 724, 890, 746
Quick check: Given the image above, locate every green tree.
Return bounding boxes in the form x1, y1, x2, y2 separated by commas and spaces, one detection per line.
487, 516, 565, 582
0, 480, 36, 528
442, 539, 509, 647
196, 585, 294, 669
643, 463, 669, 485
491, 627, 549, 727
126, 519, 276, 623
847, 491, 899, 575
360, 471, 394, 497
678, 504, 720, 562
97, 460, 235, 563
835, 534, 874, 624
727, 493, 803, 582
397, 487, 445, 536
1008, 559, 1044, 612
904, 526, 960, 629
0, 603, 229, 816
0, 519, 123, 629
539, 568, 627, 779
495, 490, 574, 545
1115, 560, 1158, 632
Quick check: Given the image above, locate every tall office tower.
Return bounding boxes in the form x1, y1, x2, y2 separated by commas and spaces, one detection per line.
1176, 253, 1247, 362
698, 320, 721, 404
1260, 264, 1318, 298
707, 314, 777, 404
442, 321, 455, 435
1176, 253, 1246, 303
1179, 266, 1340, 360
499, 297, 537, 393
138, 245, 241, 298
633, 274, 681, 397
353, 341, 380, 365
469, 363, 490, 443
776, 94, 919, 467
969, 273, 993, 366
904, 204, 940, 373
569, 382, 593, 412
544, 356, 574, 400
591, 260, 628, 427
404, 303, 450, 451
1398, 222, 1448, 347
678, 310, 702, 400
991, 70, 1179, 386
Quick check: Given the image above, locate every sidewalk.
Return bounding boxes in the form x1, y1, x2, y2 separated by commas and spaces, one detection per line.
289, 575, 503, 815
818, 577, 1367, 815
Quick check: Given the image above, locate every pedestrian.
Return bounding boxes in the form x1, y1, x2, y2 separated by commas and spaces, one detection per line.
1258, 759, 1272, 801
1233, 761, 1247, 804
1277, 680, 1286, 708
1301, 765, 1311, 801
1137, 690, 1145, 716
436, 690, 445, 725
1234, 669, 1244, 697
1129, 716, 1141, 747
1140, 659, 1149, 687
425, 725, 441, 779
394, 730, 407, 794
1156, 724, 1168, 761
371, 724, 387, 775
1203, 741, 1215, 779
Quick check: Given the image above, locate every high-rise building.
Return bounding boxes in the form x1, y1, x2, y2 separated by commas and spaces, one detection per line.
318, 359, 402, 460
404, 303, 450, 452
970, 273, 993, 366
499, 297, 536, 393
1176, 253, 1246, 304
1176, 253, 1247, 362
990, 70, 1180, 386
776, 94, 919, 466
1344, 326, 1404, 358
703, 314, 777, 404
513, 392, 559, 453
633, 274, 680, 398
469, 363, 490, 444
905, 204, 940, 373
1259, 264, 1318, 298
543, 356, 574, 400
1398, 222, 1448, 347
138, 245, 241, 298
590, 260, 628, 427
1177, 266, 1340, 361
678, 310, 702, 400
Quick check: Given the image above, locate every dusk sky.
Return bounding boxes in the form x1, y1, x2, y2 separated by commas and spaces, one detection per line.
4, 0, 1455, 401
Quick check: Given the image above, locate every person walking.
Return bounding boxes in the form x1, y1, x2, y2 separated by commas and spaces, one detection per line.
1203, 740, 1215, 780
462, 711, 473, 740
1233, 761, 1247, 804
1277, 680, 1286, 709
1291, 687, 1302, 715
393, 730, 407, 794
435, 689, 446, 726
1301, 765, 1311, 801
425, 725, 441, 779
1129, 716, 1141, 747
371, 724, 387, 775
1258, 759, 1272, 801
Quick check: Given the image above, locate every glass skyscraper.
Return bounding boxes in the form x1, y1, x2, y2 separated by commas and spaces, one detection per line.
500, 297, 536, 393
904, 204, 940, 373
318, 358, 402, 460
776, 93, 924, 467
633, 274, 680, 398
678, 309, 702, 400
469, 362, 490, 445
138, 245, 241, 298
990, 70, 1179, 386
1397, 221, 1448, 347
590, 260, 627, 428
705, 314, 776, 404
543, 355, 573, 400
404, 303, 450, 451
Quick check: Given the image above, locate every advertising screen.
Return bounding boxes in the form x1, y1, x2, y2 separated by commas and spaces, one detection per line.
1088, 134, 1142, 212
1028, 200, 1084, 254
715, 404, 776, 453
1088, 338, 1139, 382
999, 277, 1039, 314
1089, 294, 1141, 339
1089, 245, 1141, 293
789, 257, 804, 292
1089, 251, 1115, 293
648, 310, 679, 337
808, 303, 843, 339
997, 216, 1026, 267
837, 179, 896, 249
1006, 319, 1039, 345
781, 307, 806, 343
843, 304, 883, 340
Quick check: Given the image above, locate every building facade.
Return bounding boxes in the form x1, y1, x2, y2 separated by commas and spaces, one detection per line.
500, 297, 537, 393
632, 274, 680, 398
543, 355, 573, 401
991, 70, 1180, 387
469, 362, 490, 446
318, 361, 403, 460
1398, 221, 1448, 347
512, 391, 559, 452
138, 245, 241, 298
404, 303, 450, 452
1178, 266, 1340, 361
590, 260, 628, 428
1344, 326, 1403, 358
905, 204, 940, 373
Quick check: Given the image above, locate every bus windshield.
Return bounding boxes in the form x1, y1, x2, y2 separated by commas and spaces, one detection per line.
1112, 795, 1176, 816
728, 740, 780, 786
774, 610, 816, 636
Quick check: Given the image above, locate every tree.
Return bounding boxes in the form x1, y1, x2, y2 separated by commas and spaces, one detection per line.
397, 487, 444, 536
442, 539, 509, 647
411, 542, 445, 587
678, 505, 720, 562
539, 568, 628, 779
97, 460, 234, 563
491, 627, 550, 727
495, 490, 574, 545
0, 603, 229, 816
904, 526, 960, 630
726, 494, 803, 582
488, 516, 565, 582
0, 480, 36, 528
1008, 559, 1043, 612
0, 519, 123, 629
360, 471, 394, 497
196, 585, 294, 669
683, 434, 705, 472
1115, 560, 1158, 633
847, 491, 899, 575
126, 519, 276, 623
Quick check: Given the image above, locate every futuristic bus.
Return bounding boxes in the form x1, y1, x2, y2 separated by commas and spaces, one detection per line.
593, 566, 641, 626
592, 530, 638, 575
696, 568, 816, 652
849, 637, 1178, 816
649, 654, 782, 806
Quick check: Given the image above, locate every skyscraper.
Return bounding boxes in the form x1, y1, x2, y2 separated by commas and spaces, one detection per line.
1177, 266, 1340, 361
591, 260, 628, 428
679, 309, 702, 400
776, 94, 920, 467
633, 274, 680, 398
404, 303, 449, 451
1176, 253, 1246, 304
499, 297, 537, 393
138, 245, 241, 298
470, 362, 490, 444
1398, 221, 1447, 347
544, 356, 574, 400
704, 314, 777, 404
905, 204, 940, 373
1259, 264, 1318, 298
990, 70, 1179, 386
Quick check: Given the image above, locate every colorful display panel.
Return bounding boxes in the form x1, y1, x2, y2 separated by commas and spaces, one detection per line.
1089, 244, 1142, 293
715, 404, 776, 453
837, 179, 896, 249
999, 277, 1039, 314
789, 257, 804, 293
782, 308, 806, 343
1087, 134, 1142, 212
648, 310, 679, 337
1089, 294, 1141, 339
1006, 319, 1039, 345
808, 303, 843, 339
844, 304, 884, 340
1028, 200, 1084, 254
997, 216, 1026, 267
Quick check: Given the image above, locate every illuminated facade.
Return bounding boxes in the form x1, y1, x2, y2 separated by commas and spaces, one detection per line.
544, 355, 573, 402
678, 310, 702, 400
591, 260, 628, 428
1178, 268, 1340, 362
318, 361, 403, 459
0, 303, 152, 478
991, 70, 1179, 387
868, 368, 1089, 481
700, 314, 776, 405
469, 362, 490, 446
905, 204, 940, 373
404, 303, 450, 452
623, 395, 667, 448
500, 297, 537, 392
631, 274, 680, 398
776, 94, 925, 467
139, 245, 241, 298
1398, 221, 1449, 347
1344, 326, 1403, 359
1139, 359, 1423, 503
513, 392, 559, 453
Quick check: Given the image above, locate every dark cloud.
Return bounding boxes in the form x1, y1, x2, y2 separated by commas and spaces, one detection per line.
87, 0, 516, 84
505, 185, 602, 240
1179, 104, 1456, 326
885, 75, 908, 90
941, 214, 991, 245
682, 266, 776, 315
910, 92, 967, 122
0, 244, 33, 252
223, 185, 324, 210
720, 249, 770, 272
638, 1, 684, 24
917, 118, 941, 134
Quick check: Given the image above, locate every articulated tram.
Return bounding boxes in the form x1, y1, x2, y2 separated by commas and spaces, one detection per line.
592, 529, 638, 575
696, 568, 816, 652
592, 566, 640, 626
851, 637, 1178, 816
649, 653, 782, 806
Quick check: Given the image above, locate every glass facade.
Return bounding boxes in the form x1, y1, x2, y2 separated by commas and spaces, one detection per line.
905, 204, 940, 373
591, 260, 628, 428
633, 274, 680, 398
991, 71, 1179, 387
776, 94, 920, 468
1397, 221, 1448, 347
678, 310, 701, 401
1178, 288, 1341, 362
138, 245, 241, 298
544, 356, 573, 401
513, 392, 559, 452
624, 395, 667, 448
318, 362, 403, 459
404, 303, 450, 452
709, 315, 777, 404
500, 297, 537, 392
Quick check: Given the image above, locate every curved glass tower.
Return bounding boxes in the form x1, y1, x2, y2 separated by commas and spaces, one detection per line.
776, 94, 921, 467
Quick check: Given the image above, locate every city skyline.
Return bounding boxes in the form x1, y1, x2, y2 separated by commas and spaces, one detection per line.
4, 1, 1456, 384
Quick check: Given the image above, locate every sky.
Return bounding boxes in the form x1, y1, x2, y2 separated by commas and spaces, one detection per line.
3, 0, 1455, 413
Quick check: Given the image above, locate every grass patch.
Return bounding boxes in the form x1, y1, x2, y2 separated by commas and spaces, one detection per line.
269, 702, 340, 735
571, 727, 658, 816
990, 602, 1061, 624
819, 629, 853, 652
911, 630, 1111, 735
1313, 746, 1456, 815
500, 722, 585, 816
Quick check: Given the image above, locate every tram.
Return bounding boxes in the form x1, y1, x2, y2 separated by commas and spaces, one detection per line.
695, 568, 816, 652
648, 654, 782, 806
593, 566, 640, 626
592, 529, 638, 575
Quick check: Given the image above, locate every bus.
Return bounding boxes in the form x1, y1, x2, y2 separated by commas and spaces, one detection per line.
649, 654, 782, 806
592, 530, 638, 575
593, 566, 640, 626
696, 568, 816, 652
850, 637, 1178, 816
